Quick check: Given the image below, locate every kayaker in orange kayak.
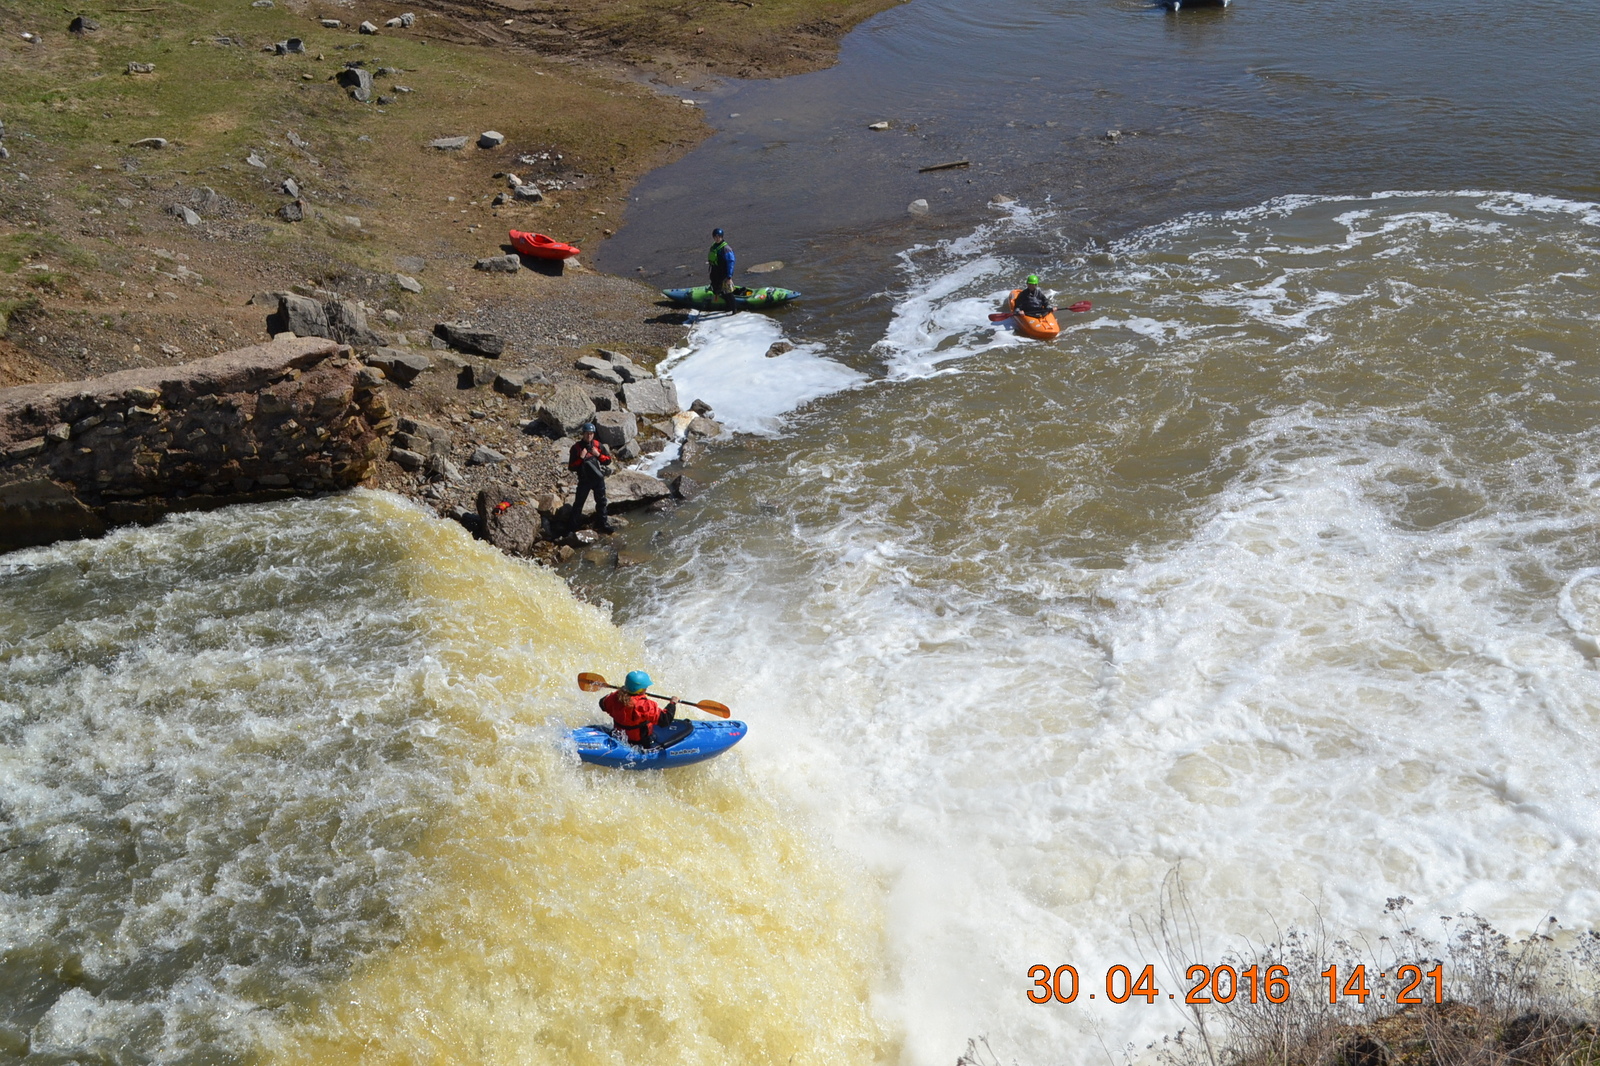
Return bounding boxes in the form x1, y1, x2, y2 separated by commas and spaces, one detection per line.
1015, 275, 1055, 318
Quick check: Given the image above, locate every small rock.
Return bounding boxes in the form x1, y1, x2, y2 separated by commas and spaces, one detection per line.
395, 274, 422, 293
575, 355, 624, 385
251, 0, 273, 6
671, 474, 703, 501
336, 68, 373, 103
277, 199, 305, 222
286, 130, 309, 149
535, 383, 598, 436
396, 256, 426, 274
285, 37, 304, 53
126, 62, 156, 75
492, 193, 508, 206
455, 362, 477, 389
492, 369, 544, 397
365, 348, 432, 385
68, 16, 99, 33
168, 204, 200, 226
376, 96, 394, 106
990, 194, 1017, 205
358, 20, 378, 34
745, 260, 784, 274
130, 137, 167, 149
474, 254, 521, 274
690, 398, 714, 416
512, 184, 544, 203
428, 136, 469, 151
593, 410, 638, 450
320, 19, 341, 28
686, 416, 722, 439
478, 131, 505, 148
382, 309, 403, 324
867, 120, 890, 130
908, 198, 930, 216
282, 177, 300, 197
390, 447, 426, 471
468, 445, 506, 466
621, 378, 681, 417
189, 186, 221, 211
1104, 129, 1122, 143
765, 340, 795, 358
245, 152, 266, 168
434, 321, 505, 357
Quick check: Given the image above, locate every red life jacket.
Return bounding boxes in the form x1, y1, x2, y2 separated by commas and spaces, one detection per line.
600, 689, 661, 743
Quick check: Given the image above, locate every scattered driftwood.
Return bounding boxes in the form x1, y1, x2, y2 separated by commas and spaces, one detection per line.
918, 160, 970, 173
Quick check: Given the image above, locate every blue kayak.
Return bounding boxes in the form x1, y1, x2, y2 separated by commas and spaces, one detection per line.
570, 719, 747, 770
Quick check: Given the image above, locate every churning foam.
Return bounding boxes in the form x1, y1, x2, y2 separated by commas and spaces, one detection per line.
0, 493, 888, 1066
602, 191, 1600, 1064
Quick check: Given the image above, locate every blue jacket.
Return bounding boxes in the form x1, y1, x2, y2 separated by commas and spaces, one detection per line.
708, 240, 735, 279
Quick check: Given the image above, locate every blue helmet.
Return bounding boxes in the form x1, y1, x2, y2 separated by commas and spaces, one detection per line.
712, 227, 724, 238
624, 670, 651, 693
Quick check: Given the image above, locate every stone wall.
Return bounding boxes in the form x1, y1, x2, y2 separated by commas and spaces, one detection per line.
0, 338, 394, 553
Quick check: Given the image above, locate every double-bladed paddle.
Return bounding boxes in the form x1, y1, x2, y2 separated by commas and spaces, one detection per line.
577, 672, 731, 718
989, 300, 1093, 323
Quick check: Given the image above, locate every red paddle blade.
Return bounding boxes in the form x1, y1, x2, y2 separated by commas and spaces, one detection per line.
988, 311, 1015, 322
1068, 301, 1092, 313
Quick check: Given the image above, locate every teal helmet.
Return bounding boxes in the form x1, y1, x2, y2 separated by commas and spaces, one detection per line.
624, 670, 651, 693
1026, 275, 1040, 285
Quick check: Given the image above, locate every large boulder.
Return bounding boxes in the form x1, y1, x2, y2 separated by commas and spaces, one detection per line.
600, 470, 671, 510
325, 297, 385, 348
336, 67, 373, 103
434, 321, 505, 357
267, 293, 329, 338
534, 383, 596, 436
620, 378, 680, 416
593, 410, 637, 451
476, 487, 543, 555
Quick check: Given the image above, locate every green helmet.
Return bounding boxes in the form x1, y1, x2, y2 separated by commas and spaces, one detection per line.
1026, 275, 1040, 285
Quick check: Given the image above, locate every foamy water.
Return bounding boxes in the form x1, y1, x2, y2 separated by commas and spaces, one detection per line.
597, 191, 1600, 1063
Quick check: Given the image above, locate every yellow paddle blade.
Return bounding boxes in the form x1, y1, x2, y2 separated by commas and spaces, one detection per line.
687, 698, 731, 719
577, 672, 611, 692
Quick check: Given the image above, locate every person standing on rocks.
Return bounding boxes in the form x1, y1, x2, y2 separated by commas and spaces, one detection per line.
566, 422, 616, 535
708, 227, 737, 310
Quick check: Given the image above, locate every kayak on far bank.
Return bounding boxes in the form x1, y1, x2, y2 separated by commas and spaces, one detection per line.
662, 285, 802, 311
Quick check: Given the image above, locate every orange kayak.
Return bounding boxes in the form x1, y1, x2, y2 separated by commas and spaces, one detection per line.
509, 230, 581, 260
1008, 290, 1061, 341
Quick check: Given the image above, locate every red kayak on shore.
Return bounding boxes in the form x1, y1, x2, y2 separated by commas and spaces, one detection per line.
509, 230, 581, 260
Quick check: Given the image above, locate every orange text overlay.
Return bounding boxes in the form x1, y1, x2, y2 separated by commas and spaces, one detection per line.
1028, 964, 1446, 1006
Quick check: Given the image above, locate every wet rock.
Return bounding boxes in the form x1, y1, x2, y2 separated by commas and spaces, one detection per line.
336, 68, 373, 103
266, 292, 329, 338
593, 410, 637, 451
690, 398, 714, 416
686, 416, 722, 439
69, 16, 99, 33
428, 136, 469, 151
434, 321, 505, 357
535, 383, 597, 436
129, 137, 167, 148
1103, 129, 1122, 143
477, 488, 543, 554
395, 274, 422, 293
603, 470, 672, 509
620, 378, 680, 417
474, 254, 521, 274
478, 130, 505, 148
671, 474, 703, 500
867, 120, 889, 130
468, 445, 506, 466
908, 198, 930, 216
364, 348, 431, 385
990, 194, 1017, 205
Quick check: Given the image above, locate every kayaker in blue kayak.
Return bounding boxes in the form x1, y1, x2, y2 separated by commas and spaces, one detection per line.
708, 227, 736, 310
1015, 275, 1055, 317
600, 670, 679, 747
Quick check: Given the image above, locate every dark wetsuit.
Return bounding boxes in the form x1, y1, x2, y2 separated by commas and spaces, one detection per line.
1015, 285, 1052, 317
708, 240, 736, 307
568, 437, 613, 531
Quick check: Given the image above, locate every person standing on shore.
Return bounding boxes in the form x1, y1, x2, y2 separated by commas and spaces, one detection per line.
566, 422, 615, 535
600, 670, 678, 748
708, 227, 737, 310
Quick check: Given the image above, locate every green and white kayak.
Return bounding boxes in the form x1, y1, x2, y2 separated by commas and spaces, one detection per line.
662, 285, 801, 311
